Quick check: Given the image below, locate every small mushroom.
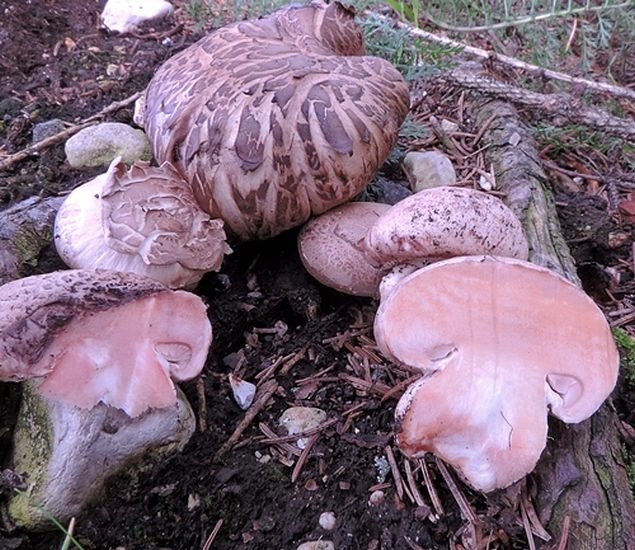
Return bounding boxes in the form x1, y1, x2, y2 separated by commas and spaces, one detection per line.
298, 201, 391, 296
364, 186, 529, 268
141, 1, 410, 240
54, 157, 231, 289
375, 255, 619, 492
0, 269, 212, 417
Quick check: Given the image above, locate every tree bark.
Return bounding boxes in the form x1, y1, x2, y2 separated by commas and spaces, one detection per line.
471, 98, 635, 549
0, 196, 64, 285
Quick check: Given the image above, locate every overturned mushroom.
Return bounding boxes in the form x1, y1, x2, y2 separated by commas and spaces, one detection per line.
0, 269, 212, 527
140, 0, 410, 240
364, 186, 529, 269
298, 201, 391, 296
54, 157, 231, 288
375, 255, 618, 492
0, 269, 212, 416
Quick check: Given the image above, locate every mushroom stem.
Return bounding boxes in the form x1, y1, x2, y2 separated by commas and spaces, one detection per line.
8, 383, 195, 529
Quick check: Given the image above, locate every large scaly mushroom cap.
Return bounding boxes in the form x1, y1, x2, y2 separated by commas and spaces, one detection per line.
54, 157, 231, 288
375, 256, 619, 492
141, 0, 410, 240
0, 269, 212, 417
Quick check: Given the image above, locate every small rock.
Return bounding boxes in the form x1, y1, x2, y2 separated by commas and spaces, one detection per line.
368, 490, 385, 507
279, 406, 327, 449
101, 0, 174, 34
297, 541, 335, 550
32, 119, 66, 144
228, 373, 256, 410
402, 151, 457, 191
440, 119, 459, 133
319, 511, 336, 530
65, 122, 152, 168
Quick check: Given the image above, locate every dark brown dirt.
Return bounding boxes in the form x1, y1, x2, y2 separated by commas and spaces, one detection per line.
1, 2, 634, 549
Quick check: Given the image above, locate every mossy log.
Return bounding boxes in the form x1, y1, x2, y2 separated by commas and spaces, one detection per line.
472, 98, 635, 548
0, 196, 64, 285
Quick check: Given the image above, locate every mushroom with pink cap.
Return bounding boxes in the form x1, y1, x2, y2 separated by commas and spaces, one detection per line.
54, 157, 231, 289
374, 255, 619, 492
0, 269, 212, 527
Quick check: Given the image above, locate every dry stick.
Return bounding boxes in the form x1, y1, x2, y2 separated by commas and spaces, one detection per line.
196, 377, 207, 433
291, 433, 319, 483
368, 12, 635, 103
0, 91, 143, 173
384, 445, 405, 500
418, 458, 444, 516
403, 459, 427, 508
435, 458, 478, 525
444, 68, 635, 141
215, 379, 278, 457
202, 518, 224, 550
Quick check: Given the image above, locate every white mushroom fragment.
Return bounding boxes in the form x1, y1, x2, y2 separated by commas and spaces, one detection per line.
374, 255, 619, 492
364, 186, 529, 268
0, 269, 212, 417
298, 202, 391, 296
141, 1, 410, 240
54, 157, 231, 289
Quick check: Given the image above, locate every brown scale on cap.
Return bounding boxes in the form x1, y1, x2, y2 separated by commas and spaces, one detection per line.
141, 0, 410, 240
0, 269, 212, 417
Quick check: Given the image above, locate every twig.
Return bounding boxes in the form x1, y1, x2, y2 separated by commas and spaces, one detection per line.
418, 458, 444, 516
0, 91, 143, 172
403, 459, 427, 508
556, 516, 571, 550
291, 433, 319, 483
446, 68, 635, 141
196, 377, 207, 433
419, 2, 631, 33
215, 379, 278, 457
367, 12, 635, 102
60, 517, 76, 550
202, 518, 223, 550
384, 445, 405, 501
435, 458, 477, 524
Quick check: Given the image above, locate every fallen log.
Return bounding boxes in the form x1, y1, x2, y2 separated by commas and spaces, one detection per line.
471, 98, 635, 549
0, 196, 64, 285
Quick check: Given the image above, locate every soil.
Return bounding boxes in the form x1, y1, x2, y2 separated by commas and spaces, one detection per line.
1, 2, 634, 549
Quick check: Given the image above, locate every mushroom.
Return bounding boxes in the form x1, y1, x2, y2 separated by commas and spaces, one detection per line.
0, 268, 212, 527
0, 269, 212, 417
297, 186, 528, 298
140, 0, 410, 240
374, 255, 619, 492
298, 201, 391, 296
54, 157, 231, 289
364, 186, 529, 269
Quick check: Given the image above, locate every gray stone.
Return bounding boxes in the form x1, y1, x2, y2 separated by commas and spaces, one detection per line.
32, 119, 66, 144
403, 151, 457, 192
64, 122, 152, 168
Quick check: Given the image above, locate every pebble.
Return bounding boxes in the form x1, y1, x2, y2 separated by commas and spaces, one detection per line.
402, 151, 457, 191
297, 541, 335, 550
64, 122, 152, 168
368, 490, 385, 507
101, 0, 174, 34
318, 511, 336, 530
228, 373, 256, 410
279, 406, 327, 449
32, 119, 66, 144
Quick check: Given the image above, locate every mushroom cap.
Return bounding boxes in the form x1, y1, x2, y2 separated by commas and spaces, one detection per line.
298, 201, 392, 296
364, 186, 529, 268
142, 1, 410, 240
54, 157, 231, 289
375, 255, 618, 492
0, 269, 212, 417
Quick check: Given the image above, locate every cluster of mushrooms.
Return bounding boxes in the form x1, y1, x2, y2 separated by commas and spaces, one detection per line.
0, 0, 619, 528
